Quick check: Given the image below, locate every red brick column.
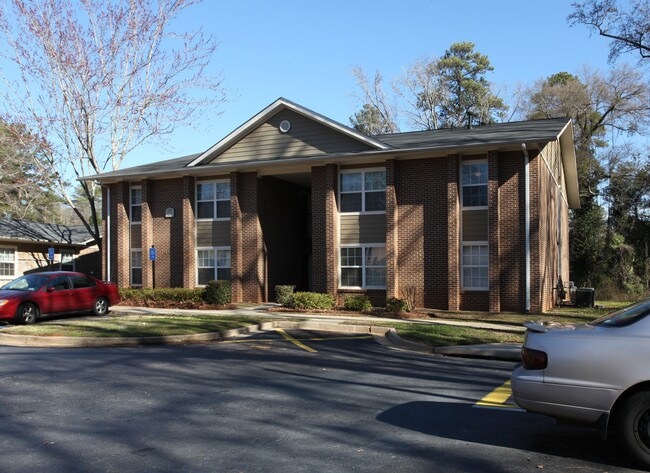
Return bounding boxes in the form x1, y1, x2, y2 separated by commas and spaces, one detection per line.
311, 164, 339, 296
447, 154, 460, 311
141, 180, 153, 288
230, 172, 264, 302
114, 182, 131, 288
182, 176, 196, 288
488, 151, 501, 313
385, 159, 398, 300
529, 152, 542, 313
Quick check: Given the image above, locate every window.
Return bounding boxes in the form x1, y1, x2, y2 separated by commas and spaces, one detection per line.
340, 245, 386, 289
0, 247, 16, 278
70, 275, 95, 289
60, 251, 75, 272
462, 244, 488, 290
131, 249, 142, 287
461, 162, 488, 207
47, 276, 72, 291
197, 248, 231, 286
130, 185, 142, 223
340, 169, 386, 213
197, 181, 230, 220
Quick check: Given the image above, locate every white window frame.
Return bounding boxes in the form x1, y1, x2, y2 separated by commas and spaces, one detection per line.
339, 244, 386, 290
130, 185, 142, 223
196, 246, 231, 287
60, 250, 75, 272
131, 249, 143, 288
460, 160, 488, 210
0, 246, 17, 280
461, 242, 489, 291
196, 180, 231, 222
339, 167, 386, 215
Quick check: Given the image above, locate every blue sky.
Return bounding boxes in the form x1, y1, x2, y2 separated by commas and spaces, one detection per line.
127, 0, 623, 168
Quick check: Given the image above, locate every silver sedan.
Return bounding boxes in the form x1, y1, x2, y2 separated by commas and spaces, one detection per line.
511, 297, 650, 469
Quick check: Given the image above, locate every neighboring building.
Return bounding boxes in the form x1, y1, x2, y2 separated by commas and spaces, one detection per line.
86, 98, 579, 313
0, 218, 100, 281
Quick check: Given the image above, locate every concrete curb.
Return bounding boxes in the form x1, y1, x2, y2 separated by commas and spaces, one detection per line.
0, 317, 521, 361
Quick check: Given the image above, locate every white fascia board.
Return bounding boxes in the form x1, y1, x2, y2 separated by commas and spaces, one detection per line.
185, 98, 390, 168
557, 120, 581, 209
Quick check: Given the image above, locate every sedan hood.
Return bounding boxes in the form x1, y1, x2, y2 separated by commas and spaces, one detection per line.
523, 321, 594, 333
0, 289, 27, 299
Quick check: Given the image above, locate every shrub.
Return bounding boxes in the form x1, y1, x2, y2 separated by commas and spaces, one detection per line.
120, 287, 204, 304
386, 297, 409, 314
275, 285, 296, 306
290, 292, 335, 310
202, 280, 231, 305
343, 294, 372, 311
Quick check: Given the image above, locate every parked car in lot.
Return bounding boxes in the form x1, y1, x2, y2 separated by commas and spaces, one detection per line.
511, 297, 650, 469
0, 272, 120, 324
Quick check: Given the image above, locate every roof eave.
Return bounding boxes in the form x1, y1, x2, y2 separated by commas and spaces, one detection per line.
557, 120, 581, 209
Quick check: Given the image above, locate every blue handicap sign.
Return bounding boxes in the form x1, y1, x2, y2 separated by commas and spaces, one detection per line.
149, 246, 157, 261
48, 247, 55, 261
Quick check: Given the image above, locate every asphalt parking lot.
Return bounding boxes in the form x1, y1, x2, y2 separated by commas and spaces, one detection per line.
0, 330, 644, 472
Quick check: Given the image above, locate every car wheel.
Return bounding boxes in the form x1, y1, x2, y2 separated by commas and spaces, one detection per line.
618, 391, 650, 469
14, 302, 38, 325
93, 297, 109, 316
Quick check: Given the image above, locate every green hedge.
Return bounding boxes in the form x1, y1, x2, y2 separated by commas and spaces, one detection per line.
386, 297, 409, 314
120, 288, 204, 304
275, 285, 296, 306
290, 292, 336, 310
343, 294, 372, 311
203, 280, 231, 305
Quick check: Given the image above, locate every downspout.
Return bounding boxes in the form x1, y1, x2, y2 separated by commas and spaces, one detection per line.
522, 143, 531, 312
105, 185, 111, 282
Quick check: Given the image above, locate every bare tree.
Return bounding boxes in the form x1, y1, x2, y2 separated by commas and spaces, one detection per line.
569, 0, 650, 61
350, 67, 399, 134
0, 0, 226, 250
392, 56, 447, 131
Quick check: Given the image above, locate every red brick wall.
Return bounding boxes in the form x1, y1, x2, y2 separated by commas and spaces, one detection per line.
488, 151, 500, 312
386, 159, 398, 299
230, 172, 264, 302
113, 182, 130, 288
182, 176, 196, 288
311, 164, 339, 296
498, 151, 526, 312
447, 155, 461, 311
395, 157, 455, 309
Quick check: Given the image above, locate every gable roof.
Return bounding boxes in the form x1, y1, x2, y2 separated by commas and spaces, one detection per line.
185, 97, 390, 167
0, 219, 95, 247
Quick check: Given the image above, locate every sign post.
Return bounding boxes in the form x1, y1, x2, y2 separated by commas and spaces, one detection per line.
149, 245, 157, 289
47, 247, 55, 270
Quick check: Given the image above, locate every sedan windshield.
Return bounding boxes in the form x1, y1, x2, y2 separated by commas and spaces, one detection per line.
590, 298, 650, 328
1, 274, 49, 292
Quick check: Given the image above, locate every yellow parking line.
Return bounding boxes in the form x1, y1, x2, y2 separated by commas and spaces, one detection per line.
275, 329, 317, 353
475, 380, 521, 409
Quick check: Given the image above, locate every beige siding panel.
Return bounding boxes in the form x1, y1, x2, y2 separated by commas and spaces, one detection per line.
213, 109, 373, 164
462, 209, 488, 241
197, 221, 231, 247
340, 214, 386, 244
130, 224, 141, 248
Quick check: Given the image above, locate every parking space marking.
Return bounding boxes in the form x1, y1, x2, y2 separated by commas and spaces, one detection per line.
274, 329, 318, 353
474, 380, 523, 411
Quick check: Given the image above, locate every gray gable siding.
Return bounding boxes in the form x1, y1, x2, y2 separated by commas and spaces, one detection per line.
212, 109, 373, 164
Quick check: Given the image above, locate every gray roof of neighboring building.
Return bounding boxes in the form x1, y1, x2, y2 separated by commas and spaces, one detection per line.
0, 219, 95, 246
374, 117, 570, 150
88, 153, 201, 181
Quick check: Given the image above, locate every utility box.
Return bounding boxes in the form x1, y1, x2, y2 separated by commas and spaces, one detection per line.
575, 288, 595, 308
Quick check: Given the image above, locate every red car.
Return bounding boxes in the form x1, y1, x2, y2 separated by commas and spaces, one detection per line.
0, 272, 121, 324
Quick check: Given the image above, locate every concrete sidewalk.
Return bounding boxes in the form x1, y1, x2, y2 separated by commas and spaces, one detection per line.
111, 305, 523, 362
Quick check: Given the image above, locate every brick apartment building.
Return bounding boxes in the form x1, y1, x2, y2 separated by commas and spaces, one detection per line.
86, 98, 579, 313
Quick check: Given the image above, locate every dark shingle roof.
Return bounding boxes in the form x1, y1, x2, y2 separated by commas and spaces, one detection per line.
87, 153, 200, 181
0, 219, 94, 246
374, 118, 569, 150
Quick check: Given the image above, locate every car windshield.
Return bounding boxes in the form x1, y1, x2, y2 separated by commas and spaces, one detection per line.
590, 298, 650, 328
1, 274, 49, 292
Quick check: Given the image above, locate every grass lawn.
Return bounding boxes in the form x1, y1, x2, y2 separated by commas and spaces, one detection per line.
1, 314, 268, 337
385, 322, 525, 347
